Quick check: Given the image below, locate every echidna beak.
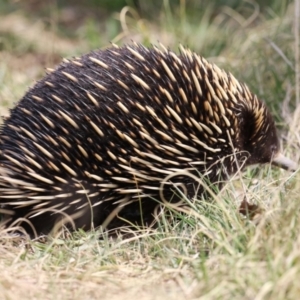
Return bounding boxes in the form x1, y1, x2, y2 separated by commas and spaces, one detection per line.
272, 152, 298, 172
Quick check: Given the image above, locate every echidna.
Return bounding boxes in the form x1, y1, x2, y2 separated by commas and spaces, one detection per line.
0, 43, 297, 236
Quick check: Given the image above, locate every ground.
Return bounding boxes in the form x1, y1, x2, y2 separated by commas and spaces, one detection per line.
0, 1, 300, 299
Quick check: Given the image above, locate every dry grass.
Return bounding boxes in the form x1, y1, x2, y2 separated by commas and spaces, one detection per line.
0, 1, 299, 299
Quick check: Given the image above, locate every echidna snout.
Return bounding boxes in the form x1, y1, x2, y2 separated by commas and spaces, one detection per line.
0, 43, 297, 236
272, 152, 298, 171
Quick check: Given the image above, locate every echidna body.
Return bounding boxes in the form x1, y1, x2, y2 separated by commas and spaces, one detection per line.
0, 44, 296, 236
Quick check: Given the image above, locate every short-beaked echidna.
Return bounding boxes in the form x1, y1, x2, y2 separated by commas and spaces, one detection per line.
0, 44, 297, 236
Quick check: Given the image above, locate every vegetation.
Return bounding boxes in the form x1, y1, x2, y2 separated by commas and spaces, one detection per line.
0, 0, 299, 299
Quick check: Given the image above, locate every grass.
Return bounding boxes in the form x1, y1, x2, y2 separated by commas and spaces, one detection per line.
0, 0, 299, 299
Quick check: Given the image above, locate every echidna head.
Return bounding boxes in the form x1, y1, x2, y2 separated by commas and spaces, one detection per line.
244, 116, 279, 165
242, 102, 297, 171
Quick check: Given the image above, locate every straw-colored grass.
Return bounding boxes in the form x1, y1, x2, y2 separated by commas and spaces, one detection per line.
0, 1, 299, 299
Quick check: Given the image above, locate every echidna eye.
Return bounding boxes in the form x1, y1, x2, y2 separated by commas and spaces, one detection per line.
271, 145, 277, 154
